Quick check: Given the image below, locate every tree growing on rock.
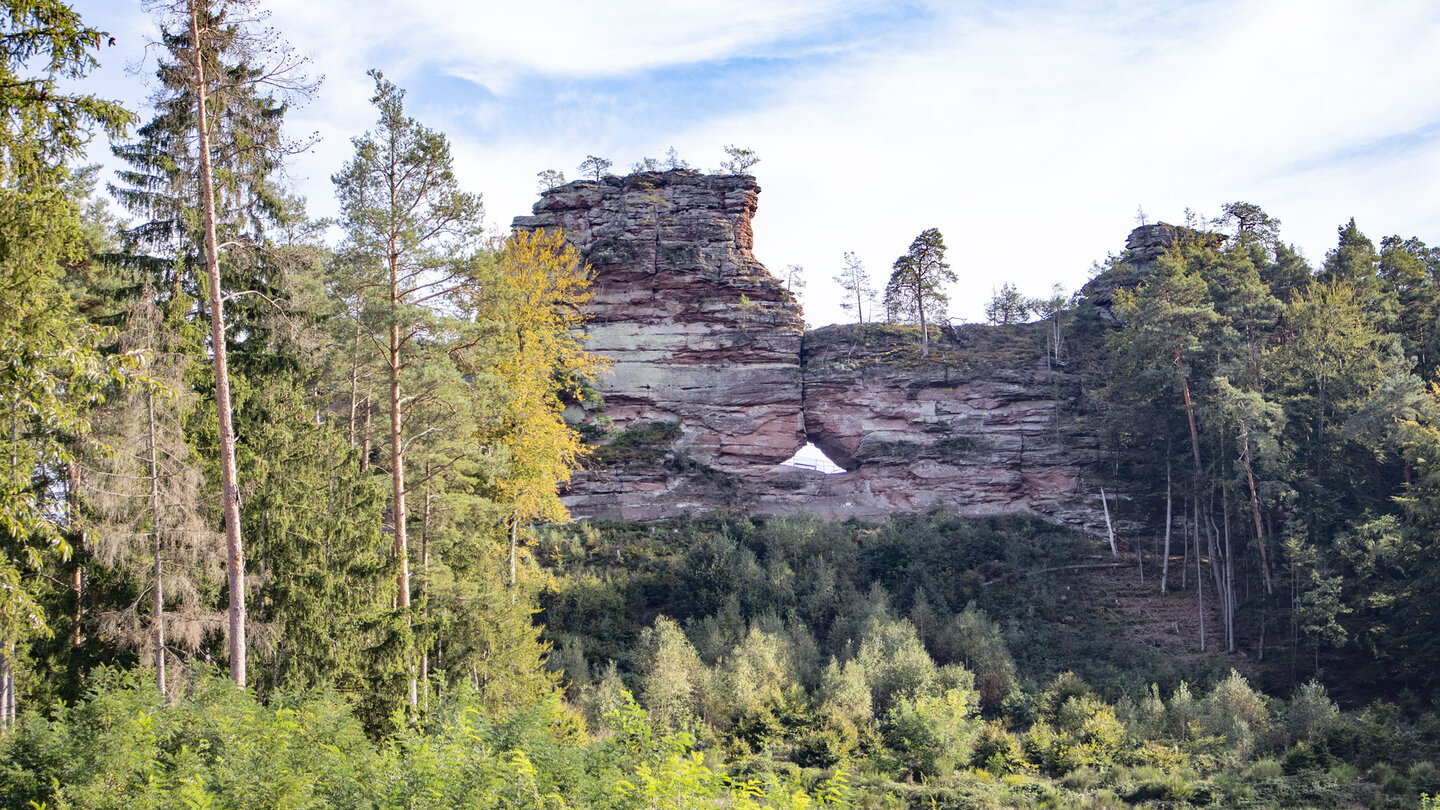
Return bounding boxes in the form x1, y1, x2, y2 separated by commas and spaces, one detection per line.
834, 251, 873, 324
783, 264, 806, 302
721, 144, 760, 175
984, 282, 1031, 326
578, 155, 611, 182
884, 228, 954, 358
664, 146, 689, 170
536, 169, 565, 191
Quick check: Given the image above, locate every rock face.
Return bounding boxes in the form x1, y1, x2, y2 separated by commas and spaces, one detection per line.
792, 324, 1107, 530
512, 170, 1113, 531
513, 170, 806, 520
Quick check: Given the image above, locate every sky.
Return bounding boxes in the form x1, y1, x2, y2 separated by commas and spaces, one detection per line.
67, 0, 1440, 326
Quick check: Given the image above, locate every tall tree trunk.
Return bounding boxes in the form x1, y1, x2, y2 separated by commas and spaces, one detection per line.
420, 473, 432, 712
1181, 497, 1190, 590
387, 245, 415, 709
1101, 487, 1117, 557
360, 397, 371, 471
68, 462, 82, 648
1195, 497, 1205, 652
1239, 419, 1273, 594
509, 513, 520, 605
917, 286, 929, 359
147, 392, 167, 696
1223, 490, 1235, 652
348, 322, 362, 447
189, 0, 246, 687
1161, 456, 1172, 594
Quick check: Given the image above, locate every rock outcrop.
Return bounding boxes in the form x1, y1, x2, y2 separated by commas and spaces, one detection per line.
513, 170, 806, 520
512, 170, 1114, 531
792, 324, 1106, 529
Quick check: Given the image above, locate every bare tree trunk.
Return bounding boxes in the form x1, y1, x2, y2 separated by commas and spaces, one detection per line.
348, 322, 362, 447
1161, 457, 1172, 594
0, 644, 12, 725
387, 246, 415, 709
917, 291, 929, 358
1101, 487, 1117, 557
1181, 497, 1190, 590
147, 392, 167, 696
419, 463, 432, 712
360, 397, 371, 471
1223, 491, 1235, 652
189, 0, 246, 687
1240, 420, 1273, 594
1195, 497, 1205, 652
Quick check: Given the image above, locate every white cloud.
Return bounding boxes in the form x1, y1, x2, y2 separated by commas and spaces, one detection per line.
70, 0, 1440, 328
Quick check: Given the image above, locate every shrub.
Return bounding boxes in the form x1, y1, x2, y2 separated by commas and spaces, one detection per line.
932, 604, 1017, 711
883, 686, 980, 780
970, 721, 1024, 776
1286, 679, 1339, 744
1121, 765, 1196, 803
1248, 757, 1284, 779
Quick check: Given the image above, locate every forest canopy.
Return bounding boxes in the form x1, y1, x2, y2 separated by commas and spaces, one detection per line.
1, 1, 1439, 808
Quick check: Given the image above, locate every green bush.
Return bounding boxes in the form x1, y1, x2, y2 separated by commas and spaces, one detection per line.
970, 721, 1024, 776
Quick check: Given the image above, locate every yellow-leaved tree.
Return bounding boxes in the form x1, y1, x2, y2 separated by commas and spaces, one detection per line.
484, 229, 606, 596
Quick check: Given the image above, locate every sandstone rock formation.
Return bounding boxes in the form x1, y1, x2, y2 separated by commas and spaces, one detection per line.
512, 170, 1115, 531
793, 323, 1105, 529
513, 170, 806, 519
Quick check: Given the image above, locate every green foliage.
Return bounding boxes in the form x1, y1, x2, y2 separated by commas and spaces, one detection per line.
883, 228, 953, 357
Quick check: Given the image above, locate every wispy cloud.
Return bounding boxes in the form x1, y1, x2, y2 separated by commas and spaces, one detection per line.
72, 0, 1440, 325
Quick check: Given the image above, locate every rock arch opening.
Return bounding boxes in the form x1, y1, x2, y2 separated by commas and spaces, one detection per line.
780, 442, 847, 475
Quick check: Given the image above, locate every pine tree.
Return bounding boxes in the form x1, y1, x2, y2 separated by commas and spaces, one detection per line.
883, 229, 953, 358
333, 71, 484, 708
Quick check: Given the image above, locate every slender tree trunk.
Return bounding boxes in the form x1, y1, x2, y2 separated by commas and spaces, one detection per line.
68, 462, 82, 648
1223, 491, 1235, 652
360, 397, 371, 471
1161, 457, 1172, 594
419, 463, 432, 712
1182, 497, 1190, 590
189, 0, 246, 687
348, 322, 362, 447
4, 418, 14, 724
1195, 497, 1205, 652
0, 644, 11, 726
917, 286, 929, 358
1101, 487, 1117, 557
147, 392, 166, 696
1239, 420, 1273, 594
854, 271, 864, 325
387, 246, 415, 709
509, 513, 520, 605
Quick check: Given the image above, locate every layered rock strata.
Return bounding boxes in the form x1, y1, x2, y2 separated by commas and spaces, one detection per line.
513, 170, 1112, 531
789, 324, 1107, 530
514, 171, 806, 520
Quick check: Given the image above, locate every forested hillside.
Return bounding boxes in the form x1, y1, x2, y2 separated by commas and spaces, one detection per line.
2, 1, 1440, 808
